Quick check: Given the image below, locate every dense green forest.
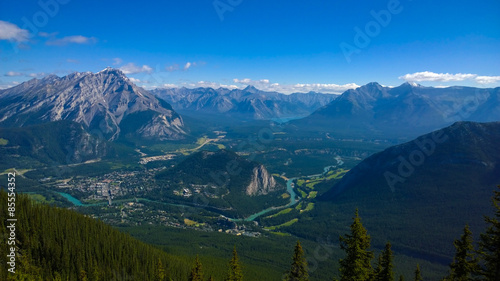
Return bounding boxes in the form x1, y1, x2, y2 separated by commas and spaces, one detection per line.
0, 190, 190, 280
2, 186, 500, 280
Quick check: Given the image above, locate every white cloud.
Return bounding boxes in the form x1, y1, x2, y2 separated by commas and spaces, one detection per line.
162, 83, 178, 88
119, 63, 153, 74
4, 71, 24, 77
163, 79, 357, 94
183, 62, 192, 71
192, 81, 239, 89
66, 59, 79, 64
46, 35, 98, 46
0, 21, 29, 42
399, 71, 500, 85
29, 72, 47, 78
128, 77, 142, 83
475, 75, 500, 85
0, 81, 20, 89
166, 64, 179, 72
112, 58, 123, 65
233, 78, 359, 94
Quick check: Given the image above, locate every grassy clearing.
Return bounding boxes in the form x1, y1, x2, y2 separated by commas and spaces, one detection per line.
0, 138, 8, 145
270, 231, 291, 237
307, 191, 317, 199
281, 193, 290, 199
264, 218, 299, 230
297, 188, 307, 198
196, 136, 208, 146
304, 203, 315, 212
265, 208, 292, 219
326, 169, 348, 180
184, 218, 197, 226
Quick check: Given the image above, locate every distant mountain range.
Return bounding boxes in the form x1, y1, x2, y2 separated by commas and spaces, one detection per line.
1, 69, 499, 143
152, 86, 336, 121
291, 82, 500, 139
0, 68, 186, 141
298, 121, 500, 262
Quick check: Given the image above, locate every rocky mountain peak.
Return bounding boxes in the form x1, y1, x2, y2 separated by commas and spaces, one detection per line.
246, 164, 278, 196
0, 69, 186, 141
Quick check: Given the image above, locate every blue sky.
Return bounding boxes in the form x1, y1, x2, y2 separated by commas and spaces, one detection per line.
0, 0, 499, 93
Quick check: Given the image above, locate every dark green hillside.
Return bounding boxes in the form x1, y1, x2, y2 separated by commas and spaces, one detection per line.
0, 190, 190, 280
155, 149, 287, 218
288, 121, 499, 270
0, 121, 113, 170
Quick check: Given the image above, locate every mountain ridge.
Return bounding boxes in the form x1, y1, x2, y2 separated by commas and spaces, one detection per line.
151, 86, 336, 120
0, 68, 186, 141
291, 82, 500, 139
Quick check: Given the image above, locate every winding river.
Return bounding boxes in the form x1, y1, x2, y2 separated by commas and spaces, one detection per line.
54, 160, 342, 222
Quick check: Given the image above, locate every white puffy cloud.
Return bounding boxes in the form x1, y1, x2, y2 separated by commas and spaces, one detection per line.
29, 72, 47, 78
193, 81, 239, 89
119, 63, 153, 74
128, 77, 142, 83
162, 83, 178, 88
475, 75, 500, 85
0, 21, 29, 42
233, 78, 359, 94
46, 35, 98, 46
183, 62, 192, 71
4, 71, 24, 77
399, 71, 500, 85
399, 71, 476, 82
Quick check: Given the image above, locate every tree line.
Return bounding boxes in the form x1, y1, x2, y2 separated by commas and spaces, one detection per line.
2, 186, 500, 280
187, 186, 500, 281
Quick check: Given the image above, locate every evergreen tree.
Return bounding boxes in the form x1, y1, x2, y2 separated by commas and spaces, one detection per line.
399, 275, 404, 281
339, 209, 374, 281
372, 255, 383, 281
414, 264, 422, 281
154, 258, 166, 281
284, 241, 309, 281
207, 276, 215, 281
225, 247, 243, 281
479, 185, 500, 280
378, 242, 394, 281
79, 269, 88, 281
444, 225, 479, 280
189, 255, 204, 281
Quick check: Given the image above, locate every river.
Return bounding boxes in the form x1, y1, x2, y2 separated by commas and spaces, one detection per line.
53, 161, 342, 222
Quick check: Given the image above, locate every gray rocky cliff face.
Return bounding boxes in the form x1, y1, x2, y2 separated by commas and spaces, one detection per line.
246, 165, 278, 196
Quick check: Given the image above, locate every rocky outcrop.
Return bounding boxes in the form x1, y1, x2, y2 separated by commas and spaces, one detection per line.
246, 165, 278, 196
